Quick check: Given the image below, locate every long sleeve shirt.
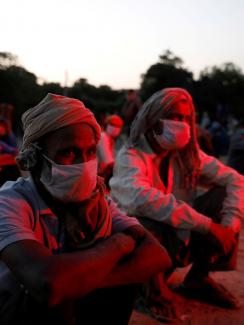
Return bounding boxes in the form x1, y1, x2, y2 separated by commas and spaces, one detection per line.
110, 136, 244, 238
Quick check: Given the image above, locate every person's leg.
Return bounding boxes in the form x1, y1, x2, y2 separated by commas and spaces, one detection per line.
183, 186, 240, 308
75, 285, 140, 325
191, 186, 238, 271
1, 284, 139, 325
0, 288, 74, 325
135, 218, 184, 321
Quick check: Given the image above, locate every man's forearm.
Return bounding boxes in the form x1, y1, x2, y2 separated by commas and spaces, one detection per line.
44, 234, 136, 306
2, 234, 135, 307
101, 232, 171, 287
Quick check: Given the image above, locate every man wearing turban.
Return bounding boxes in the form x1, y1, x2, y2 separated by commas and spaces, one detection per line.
110, 88, 244, 318
0, 94, 171, 325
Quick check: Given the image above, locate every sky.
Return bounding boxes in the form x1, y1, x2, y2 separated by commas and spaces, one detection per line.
1, 0, 244, 89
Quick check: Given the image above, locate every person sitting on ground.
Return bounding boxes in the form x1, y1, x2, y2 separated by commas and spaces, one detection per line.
0, 93, 171, 325
97, 114, 124, 187
109, 88, 244, 318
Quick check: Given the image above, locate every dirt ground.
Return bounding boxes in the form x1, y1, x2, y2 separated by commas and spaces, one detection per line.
130, 229, 244, 325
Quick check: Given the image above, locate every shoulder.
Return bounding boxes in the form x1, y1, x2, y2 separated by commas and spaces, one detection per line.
0, 177, 40, 214
117, 138, 155, 165
0, 177, 34, 196
0, 178, 43, 253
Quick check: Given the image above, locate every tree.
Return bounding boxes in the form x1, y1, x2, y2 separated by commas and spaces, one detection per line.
159, 50, 183, 68
0, 52, 18, 69
197, 63, 244, 120
68, 78, 124, 119
140, 50, 194, 101
40, 82, 64, 97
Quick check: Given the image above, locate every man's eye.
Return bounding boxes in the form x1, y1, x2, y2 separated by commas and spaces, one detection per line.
62, 150, 75, 158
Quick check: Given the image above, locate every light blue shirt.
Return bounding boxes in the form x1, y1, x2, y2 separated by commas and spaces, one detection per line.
0, 177, 139, 300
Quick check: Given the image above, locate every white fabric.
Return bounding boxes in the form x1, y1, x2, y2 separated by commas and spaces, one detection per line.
17, 93, 102, 171
21, 93, 101, 150
110, 136, 244, 238
40, 155, 98, 202
128, 88, 194, 147
153, 120, 190, 150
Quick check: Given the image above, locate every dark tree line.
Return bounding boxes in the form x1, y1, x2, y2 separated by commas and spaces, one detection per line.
1, 50, 244, 135
140, 50, 244, 123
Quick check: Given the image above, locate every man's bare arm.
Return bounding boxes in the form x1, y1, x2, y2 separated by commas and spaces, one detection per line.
1, 233, 135, 307
101, 227, 172, 287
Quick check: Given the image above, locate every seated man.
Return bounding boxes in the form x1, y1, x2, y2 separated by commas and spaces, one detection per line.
0, 93, 171, 325
110, 88, 244, 313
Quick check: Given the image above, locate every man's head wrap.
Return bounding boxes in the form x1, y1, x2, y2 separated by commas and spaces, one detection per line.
17, 93, 101, 170
128, 87, 201, 189
128, 88, 194, 146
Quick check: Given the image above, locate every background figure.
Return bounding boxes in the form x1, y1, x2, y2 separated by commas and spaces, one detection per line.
227, 122, 244, 175
0, 118, 20, 186
97, 114, 124, 188
196, 123, 215, 156
121, 90, 142, 136
200, 111, 211, 129
208, 120, 230, 157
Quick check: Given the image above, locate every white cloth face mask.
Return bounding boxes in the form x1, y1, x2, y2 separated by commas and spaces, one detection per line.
106, 125, 122, 138
153, 119, 191, 150
40, 155, 98, 203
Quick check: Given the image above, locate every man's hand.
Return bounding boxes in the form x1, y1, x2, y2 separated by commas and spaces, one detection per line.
110, 232, 136, 257
101, 230, 172, 288
208, 223, 237, 255
123, 225, 146, 243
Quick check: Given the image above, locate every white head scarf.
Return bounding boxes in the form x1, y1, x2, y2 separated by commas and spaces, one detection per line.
128, 88, 194, 147
17, 93, 101, 170
128, 87, 201, 189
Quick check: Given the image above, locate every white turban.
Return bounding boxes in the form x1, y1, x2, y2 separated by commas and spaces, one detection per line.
17, 93, 101, 170
128, 88, 194, 147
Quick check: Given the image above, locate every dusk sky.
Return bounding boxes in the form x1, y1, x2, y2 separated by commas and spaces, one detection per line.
1, 0, 244, 89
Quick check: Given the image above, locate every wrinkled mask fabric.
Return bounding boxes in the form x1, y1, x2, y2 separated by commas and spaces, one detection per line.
153, 119, 190, 150
40, 155, 98, 202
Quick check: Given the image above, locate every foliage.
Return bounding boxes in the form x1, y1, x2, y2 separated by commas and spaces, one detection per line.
1, 51, 244, 136
0, 52, 18, 69
68, 78, 125, 119
140, 50, 194, 101
197, 63, 244, 120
